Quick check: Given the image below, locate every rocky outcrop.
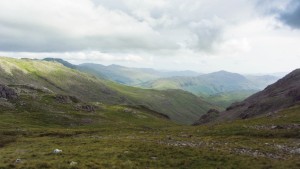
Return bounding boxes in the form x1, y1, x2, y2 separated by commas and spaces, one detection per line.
0, 84, 18, 99
75, 104, 96, 112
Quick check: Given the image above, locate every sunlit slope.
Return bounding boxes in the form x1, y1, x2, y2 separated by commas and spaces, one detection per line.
0, 85, 175, 130
0, 57, 215, 124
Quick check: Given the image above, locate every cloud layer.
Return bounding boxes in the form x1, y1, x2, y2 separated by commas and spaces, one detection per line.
0, 0, 299, 73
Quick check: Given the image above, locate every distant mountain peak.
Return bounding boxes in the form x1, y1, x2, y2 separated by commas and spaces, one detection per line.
210, 70, 241, 76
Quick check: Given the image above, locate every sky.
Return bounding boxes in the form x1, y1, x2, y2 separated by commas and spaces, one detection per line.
0, 0, 299, 74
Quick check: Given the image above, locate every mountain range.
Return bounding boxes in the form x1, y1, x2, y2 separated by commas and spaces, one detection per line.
43, 58, 200, 85
138, 70, 279, 95
43, 58, 280, 108
0, 57, 215, 124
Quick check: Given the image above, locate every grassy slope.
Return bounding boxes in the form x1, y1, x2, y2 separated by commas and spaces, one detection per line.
0, 57, 215, 124
0, 87, 299, 169
105, 81, 215, 124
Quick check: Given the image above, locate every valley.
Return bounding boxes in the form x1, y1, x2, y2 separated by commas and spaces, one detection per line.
1, 1, 299, 168
43, 58, 281, 109
0, 57, 299, 169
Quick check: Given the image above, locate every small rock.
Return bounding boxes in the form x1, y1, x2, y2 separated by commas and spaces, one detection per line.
151, 156, 157, 160
15, 159, 22, 164
53, 149, 62, 154
70, 161, 78, 166
290, 148, 300, 154
271, 125, 284, 129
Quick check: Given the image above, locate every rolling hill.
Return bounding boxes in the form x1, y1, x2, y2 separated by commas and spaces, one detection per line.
0, 57, 214, 124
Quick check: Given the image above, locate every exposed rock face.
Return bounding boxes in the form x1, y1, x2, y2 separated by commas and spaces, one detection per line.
75, 104, 96, 112
192, 109, 220, 125
194, 69, 300, 124
0, 84, 18, 99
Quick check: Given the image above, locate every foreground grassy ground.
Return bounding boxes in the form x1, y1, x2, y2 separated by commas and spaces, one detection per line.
0, 87, 299, 168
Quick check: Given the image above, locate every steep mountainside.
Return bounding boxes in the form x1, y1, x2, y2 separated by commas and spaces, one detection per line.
0, 57, 214, 124
194, 69, 300, 124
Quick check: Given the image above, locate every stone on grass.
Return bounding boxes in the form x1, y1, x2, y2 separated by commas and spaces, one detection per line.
53, 149, 62, 154
70, 161, 78, 166
15, 159, 22, 164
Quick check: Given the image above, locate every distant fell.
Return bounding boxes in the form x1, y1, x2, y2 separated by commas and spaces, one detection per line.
194, 68, 300, 125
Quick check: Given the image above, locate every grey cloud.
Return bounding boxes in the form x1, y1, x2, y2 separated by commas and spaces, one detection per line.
256, 0, 300, 29
278, 1, 300, 29
0, 10, 179, 52
185, 18, 225, 52
0, 0, 293, 54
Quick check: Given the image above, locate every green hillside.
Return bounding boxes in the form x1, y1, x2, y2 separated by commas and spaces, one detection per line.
0, 57, 214, 124
0, 85, 299, 168
205, 90, 258, 108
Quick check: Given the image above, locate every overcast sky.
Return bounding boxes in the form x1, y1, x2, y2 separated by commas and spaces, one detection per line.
0, 0, 299, 73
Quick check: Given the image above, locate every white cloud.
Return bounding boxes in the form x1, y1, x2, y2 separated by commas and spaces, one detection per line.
0, 0, 299, 73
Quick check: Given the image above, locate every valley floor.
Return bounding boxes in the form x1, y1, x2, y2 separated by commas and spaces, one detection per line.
1, 106, 299, 169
